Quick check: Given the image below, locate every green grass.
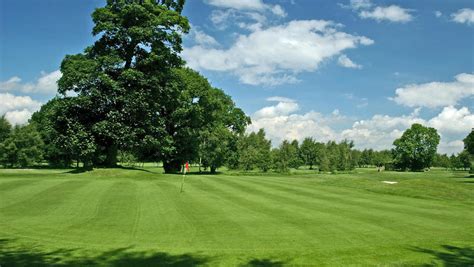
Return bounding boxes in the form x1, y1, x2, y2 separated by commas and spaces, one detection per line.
0, 167, 473, 266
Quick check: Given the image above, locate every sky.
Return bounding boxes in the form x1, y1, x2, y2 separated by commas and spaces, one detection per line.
0, 0, 473, 154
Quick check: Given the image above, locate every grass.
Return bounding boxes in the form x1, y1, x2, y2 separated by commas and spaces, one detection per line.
0, 167, 473, 266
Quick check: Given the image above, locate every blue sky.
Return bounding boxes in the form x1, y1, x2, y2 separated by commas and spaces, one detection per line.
1, 0, 473, 154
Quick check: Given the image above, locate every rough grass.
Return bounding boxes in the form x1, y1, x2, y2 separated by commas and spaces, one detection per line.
0, 167, 473, 266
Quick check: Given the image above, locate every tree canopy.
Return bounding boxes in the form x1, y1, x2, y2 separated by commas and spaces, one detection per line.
392, 123, 440, 171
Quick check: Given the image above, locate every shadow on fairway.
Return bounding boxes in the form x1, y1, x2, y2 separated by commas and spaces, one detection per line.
413, 245, 474, 266
241, 258, 285, 267
0, 239, 208, 267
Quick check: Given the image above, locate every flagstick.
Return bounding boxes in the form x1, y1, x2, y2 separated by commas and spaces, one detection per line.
180, 167, 186, 193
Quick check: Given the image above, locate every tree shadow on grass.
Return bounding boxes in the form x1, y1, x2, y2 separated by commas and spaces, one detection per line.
0, 239, 208, 267
240, 258, 285, 267
412, 244, 474, 266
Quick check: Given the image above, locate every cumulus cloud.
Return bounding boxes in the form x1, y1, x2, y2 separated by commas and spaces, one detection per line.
343, 0, 413, 23
189, 26, 219, 47
0, 70, 61, 95
391, 73, 474, 108
248, 97, 348, 145
183, 20, 373, 86
0, 93, 42, 125
338, 54, 362, 69
434, 11, 442, 18
248, 98, 472, 154
359, 5, 413, 23
451, 8, 474, 25
206, 0, 286, 17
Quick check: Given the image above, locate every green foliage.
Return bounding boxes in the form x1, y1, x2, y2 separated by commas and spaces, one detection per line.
299, 137, 318, 169
236, 129, 271, 172
272, 140, 296, 172
432, 153, 451, 169
199, 127, 233, 173
54, 0, 189, 168
0, 115, 12, 143
161, 68, 249, 173
393, 123, 440, 171
30, 98, 74, 167
0, 125, 44, 167
463, 130, 474, 155
458, 150, 471, 170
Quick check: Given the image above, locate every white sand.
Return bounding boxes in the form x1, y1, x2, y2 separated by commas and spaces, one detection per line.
382, 181, 398, 184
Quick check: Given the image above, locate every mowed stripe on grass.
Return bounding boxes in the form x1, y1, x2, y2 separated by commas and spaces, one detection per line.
0, 168, 473, 266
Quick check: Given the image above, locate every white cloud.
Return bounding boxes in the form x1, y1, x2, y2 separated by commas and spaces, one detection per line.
338, 54, 362, 69
206, 0, 286, 17
249, 98, 471, 154
183, 20, 373, 86
350, 0, 372, 10
391, 73, 474, 108
4, 109, 35, 126
0, 70, 62, 95
342, 0, 413, 23
248, 97, 347, 145
359, 5, 413, 23
434, 11, 442, 18
451, 8, 474, 25
190, 27, 219, 47
428, 106, 474, 135
0, 93, 42, 125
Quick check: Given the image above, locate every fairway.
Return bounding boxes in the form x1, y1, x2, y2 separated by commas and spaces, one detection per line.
1, 168, 473, 266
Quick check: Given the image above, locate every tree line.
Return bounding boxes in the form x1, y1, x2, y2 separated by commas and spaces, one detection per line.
0, 1, 473, 173
1, 113, 473, 173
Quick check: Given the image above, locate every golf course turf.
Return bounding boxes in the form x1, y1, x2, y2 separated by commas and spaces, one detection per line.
0, 168, 473, 266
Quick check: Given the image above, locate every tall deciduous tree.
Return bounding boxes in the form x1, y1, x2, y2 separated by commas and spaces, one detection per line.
392, 123, 440, 171
56, 0, 189, 167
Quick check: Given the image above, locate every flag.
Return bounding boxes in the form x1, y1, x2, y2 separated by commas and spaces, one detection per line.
181, 161, 190, 193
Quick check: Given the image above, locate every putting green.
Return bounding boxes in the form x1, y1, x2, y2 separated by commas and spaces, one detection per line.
0, 168, 473, 266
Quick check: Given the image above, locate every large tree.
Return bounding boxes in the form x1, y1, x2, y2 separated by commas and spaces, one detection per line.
55, 0, 189, 167
392, 123, 440, 171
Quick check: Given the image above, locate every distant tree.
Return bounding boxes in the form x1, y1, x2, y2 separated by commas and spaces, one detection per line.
360, 149, 374, 167
458, 150, 471, 170
0, 115, 12, 143
273, 140, 298, 172
373, 150, 392, 169
199, 127, 235, 174
432, 153, 450, 169
351, 149, 362, 168
315, 142, 329, 172
30, 98, 75, 167
288, 140, 303, 169
450, 154, 462, 170
0, 125, 44, 168
299, 137, 318, 169
237, 129, 271, 172
392, 123, 440, 171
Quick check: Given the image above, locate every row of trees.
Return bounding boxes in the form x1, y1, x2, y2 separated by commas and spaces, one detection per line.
1, 113, 473, 173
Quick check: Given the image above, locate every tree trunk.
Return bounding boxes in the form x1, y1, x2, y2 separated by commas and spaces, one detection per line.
163, 159, 181, 173
210, 166, 216, 174
105, 144, 118, 167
